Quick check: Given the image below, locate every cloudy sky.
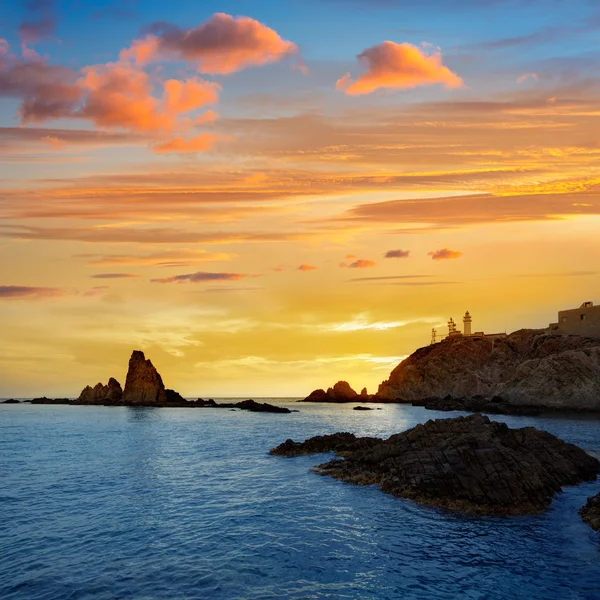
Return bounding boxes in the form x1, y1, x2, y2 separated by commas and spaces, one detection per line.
1, 0, 599, 397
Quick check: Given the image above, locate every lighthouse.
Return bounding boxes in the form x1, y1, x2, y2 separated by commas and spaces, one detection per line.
463, 311, 472, 336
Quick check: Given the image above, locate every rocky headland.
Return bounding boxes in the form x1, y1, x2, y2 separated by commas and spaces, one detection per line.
303, 330, 600, 413
271, 414, 600, 515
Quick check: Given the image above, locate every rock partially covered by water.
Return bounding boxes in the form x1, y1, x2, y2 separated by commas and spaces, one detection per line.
271, 414, 600, 515
579, 493, 600, 531
74, 377, 122, 405
2, 399, 20, 404
122, 350, 168, 405
31, 397, 72, 404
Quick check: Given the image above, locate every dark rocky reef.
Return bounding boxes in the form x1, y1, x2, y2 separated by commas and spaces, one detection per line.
31, 397, 72, 404
196, 398, 294, 413
353, 406, 374, 411
580, 493, 600, 531
378, 330, 600, 411
414, 395, 543, 416
73, 377, 122, 405
2, 399, 21, 404
270, 414, 600, 515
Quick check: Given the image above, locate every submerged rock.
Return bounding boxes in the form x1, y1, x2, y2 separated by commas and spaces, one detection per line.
74, 377, 122, 405
580, 493, 600, 531
353, 406, 373, 411
271, 414, 600, 515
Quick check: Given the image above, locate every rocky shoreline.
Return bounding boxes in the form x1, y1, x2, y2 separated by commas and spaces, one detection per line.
271, 414, 600, 517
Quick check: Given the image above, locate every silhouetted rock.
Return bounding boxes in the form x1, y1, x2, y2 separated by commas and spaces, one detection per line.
378, 330, 600, 410
418, 395, 543, 416
31, 397, 72, 404
2, 399, 20, 404
353, 406, 373, 411
122, 350, 168, 405
196, 398, 217, 407
74, 377, 122, 405
271, 414, 600, 515
580, 493, 600, 531
235, 399, 292, 413
165, 389, 187, 403
360, 387, 368, 397
303, 381, 363, 402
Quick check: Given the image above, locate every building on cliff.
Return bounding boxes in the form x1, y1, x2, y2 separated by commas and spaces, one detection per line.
431, 311, 507, 344
547, 301, 600, 338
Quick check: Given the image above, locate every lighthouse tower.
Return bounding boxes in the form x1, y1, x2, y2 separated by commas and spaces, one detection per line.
463, 311, 472, 336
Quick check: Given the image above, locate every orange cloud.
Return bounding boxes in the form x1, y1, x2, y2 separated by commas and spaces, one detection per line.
298, 264, 317, 271
163, 79, 221, 114
151, 271, 249, 284
340, 259, 376, 268
152, 133, 220, 154
121, 13, 298, 74
345, 254, 356, 259
90, 273, 139, 279
428, 248, 463, 261
337, 41, 463, 96
517, 73, 538, 83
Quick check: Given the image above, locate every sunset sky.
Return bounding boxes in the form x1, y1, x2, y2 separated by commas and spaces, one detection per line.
1, 0, 600, 397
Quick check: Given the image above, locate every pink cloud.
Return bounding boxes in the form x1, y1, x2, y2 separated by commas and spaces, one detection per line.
121, 13, 298, 74
0, 285, 66, 299
298, 264, 317, 271
337, 41, 463, 96
428, 248, 463, 261
151, 271, 248, 284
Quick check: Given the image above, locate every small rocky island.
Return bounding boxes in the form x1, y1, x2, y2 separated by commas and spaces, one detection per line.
580, 493, 600, 531
271, 414, 600, 515
31, 350, 293, 413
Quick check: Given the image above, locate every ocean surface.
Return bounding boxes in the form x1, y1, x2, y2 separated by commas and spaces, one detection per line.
1, 401, 600, 600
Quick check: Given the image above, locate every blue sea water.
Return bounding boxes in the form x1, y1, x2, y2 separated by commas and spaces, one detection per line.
1, 401, 600, 600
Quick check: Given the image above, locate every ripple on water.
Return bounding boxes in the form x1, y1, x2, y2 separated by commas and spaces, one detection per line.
1, 402, 600, 600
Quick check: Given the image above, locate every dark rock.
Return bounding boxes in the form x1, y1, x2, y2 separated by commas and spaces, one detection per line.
302, 389, 329, 402
122, 350, 168, 404
196, 398, 217, 407
302, 381, 361, 403
270, 414, 600, 515
31, 397, 72, 404
74, 377, 122, 405
271, 432, 380, 457
579, 493, 600, 531
235, 399, 292, 413
420, 395, 543, 416
353, 406, 373, 411
360, 387, 368, 397
2, 399, 20, 404
165, 389, 187, 403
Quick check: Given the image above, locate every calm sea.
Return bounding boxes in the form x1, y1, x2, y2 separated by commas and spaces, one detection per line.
1, 401, 600, 599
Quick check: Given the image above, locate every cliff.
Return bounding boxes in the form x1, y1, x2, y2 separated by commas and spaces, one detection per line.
378, 330, 600, 410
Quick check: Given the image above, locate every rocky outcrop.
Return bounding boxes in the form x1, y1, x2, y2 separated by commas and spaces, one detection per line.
580, 493, 600, 531
378, 330, 600, 410
74, 377, 122, 405
122, 350, 168, 405
353, 406, 373, 411
414, 395, 542, 416
271, 414, 600, 515
302, 381, 365, 402
196, 398, 294, 413
2, 399, 20, 404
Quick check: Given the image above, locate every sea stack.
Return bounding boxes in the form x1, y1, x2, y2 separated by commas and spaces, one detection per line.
75, 377, 123, 405
122, 350, 168, 405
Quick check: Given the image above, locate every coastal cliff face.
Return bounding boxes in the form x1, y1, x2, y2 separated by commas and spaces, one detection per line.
122, 350, 168, 404
378, 330, 600, 409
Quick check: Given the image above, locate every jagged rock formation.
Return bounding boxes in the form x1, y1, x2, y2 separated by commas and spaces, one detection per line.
122, 350, 168, 405
580, 493, 600, 531
2, 399, 20, 404
196, 398, 294, 413
74, 377, 122, 405
378, 330, 600, 410
31, 397, 71, 404
303, 381, 367, 402
271, 414, 600, 515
